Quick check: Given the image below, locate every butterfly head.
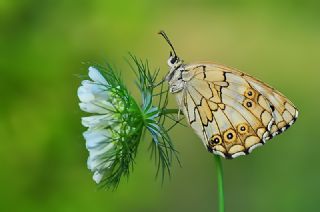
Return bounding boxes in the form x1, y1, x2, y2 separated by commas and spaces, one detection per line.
167, 51, 182, 69
159, 30, 184, 83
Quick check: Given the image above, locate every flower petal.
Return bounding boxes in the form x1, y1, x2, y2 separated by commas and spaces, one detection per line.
82, 114, 115, 129
79, 102, 109, 114
79, 80, 110, 102
87, 143, 114, 171
84, 129, 111, 149
89, 66, 108, 85
78, 84, 95, 102
93, 171, 103, 184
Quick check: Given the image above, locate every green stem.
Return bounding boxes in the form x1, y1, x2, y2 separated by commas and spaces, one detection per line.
161, 108, 180, 115
214, 155, 225, 212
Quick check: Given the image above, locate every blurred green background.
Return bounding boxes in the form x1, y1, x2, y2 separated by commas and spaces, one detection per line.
1, 0, 319, 211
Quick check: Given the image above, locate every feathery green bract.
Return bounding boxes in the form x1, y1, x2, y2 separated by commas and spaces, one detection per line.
129, 55, 180, 180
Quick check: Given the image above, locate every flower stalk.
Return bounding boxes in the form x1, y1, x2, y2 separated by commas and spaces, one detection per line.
214, 155, 225, 212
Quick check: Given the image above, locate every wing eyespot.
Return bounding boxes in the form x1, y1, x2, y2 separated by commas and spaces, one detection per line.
223, 129, 237, 143
244, 88, 255, 99
244, 99, 254, 108
209, 135, 222, 146
237, 123, 249, 135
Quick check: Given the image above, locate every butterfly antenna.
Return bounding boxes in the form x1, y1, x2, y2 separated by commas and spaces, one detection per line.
158, 30, 178, 57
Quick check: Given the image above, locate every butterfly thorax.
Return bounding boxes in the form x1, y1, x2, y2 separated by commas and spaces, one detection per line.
166, 56, 192, 93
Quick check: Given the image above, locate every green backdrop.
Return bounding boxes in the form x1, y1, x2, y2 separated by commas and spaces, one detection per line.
1, 0, 319, 211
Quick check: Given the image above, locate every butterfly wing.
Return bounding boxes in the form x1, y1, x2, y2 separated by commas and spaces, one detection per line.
175, 63, 298, 159
243, 74, 298, 136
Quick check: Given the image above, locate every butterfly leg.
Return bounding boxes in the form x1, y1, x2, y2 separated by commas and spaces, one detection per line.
152, 77, 166, 88
175, 82, 188, 121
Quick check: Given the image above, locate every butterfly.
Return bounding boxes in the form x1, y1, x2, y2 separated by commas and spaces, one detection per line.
159, 31, 298, 159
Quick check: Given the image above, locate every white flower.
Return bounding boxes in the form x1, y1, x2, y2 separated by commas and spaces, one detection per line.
78, 66, 122, 184
77, 60, 178, 189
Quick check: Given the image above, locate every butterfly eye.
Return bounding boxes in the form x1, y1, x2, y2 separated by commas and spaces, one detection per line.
209, 135, 222, 146
170, 56, 177, 64
237, 123, 249, 134
244, 99, 255, 108
223, 129, 236, 143
244, 89, 255, 99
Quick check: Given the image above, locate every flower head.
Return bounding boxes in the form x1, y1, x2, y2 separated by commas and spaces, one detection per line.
78, 65, 144, 187
78, 58, 179, 189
